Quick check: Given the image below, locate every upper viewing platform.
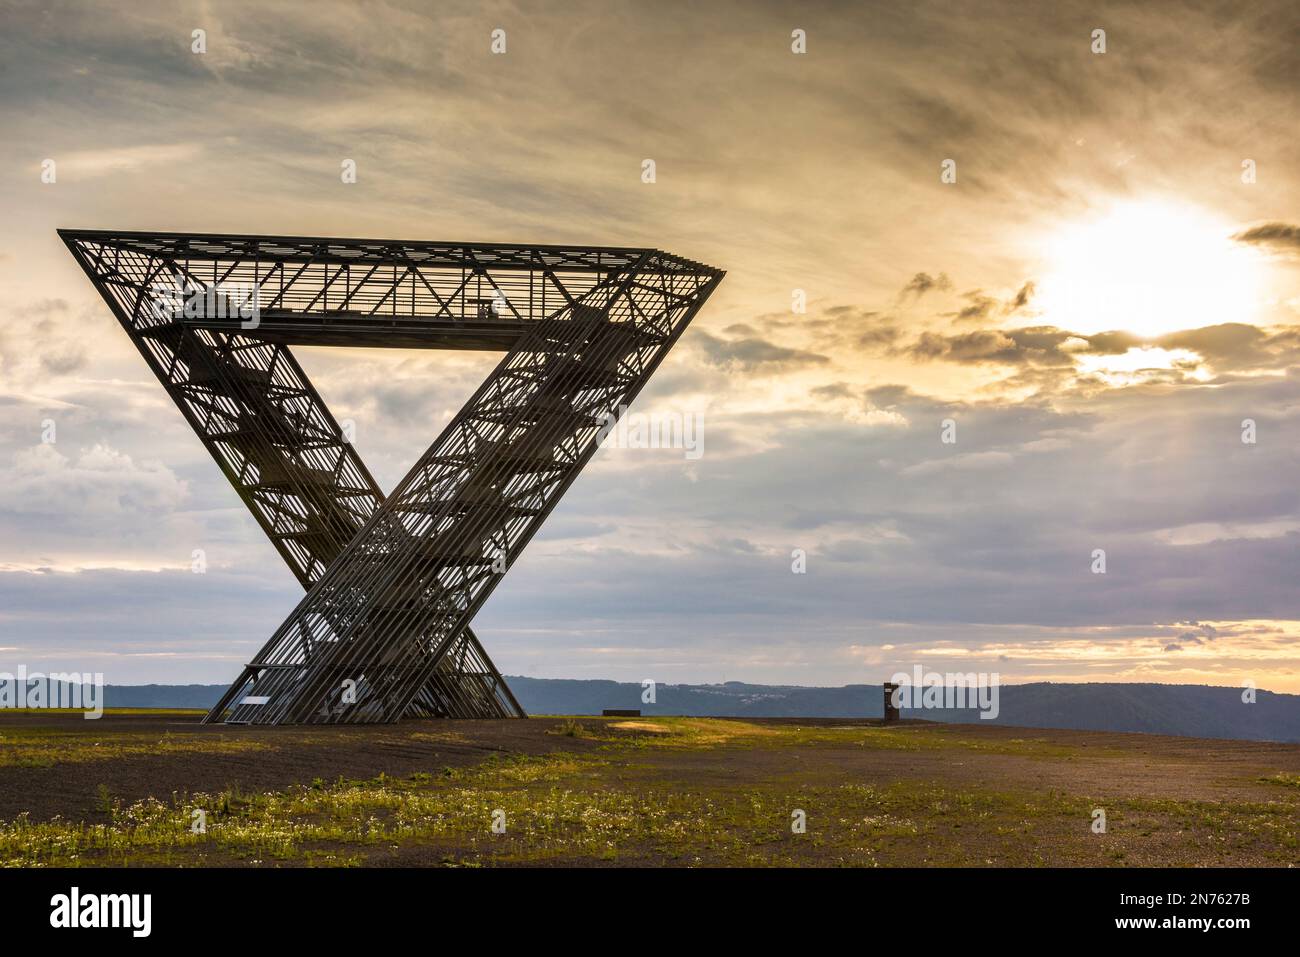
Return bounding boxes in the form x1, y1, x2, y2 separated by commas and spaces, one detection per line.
59, 229, 723, 351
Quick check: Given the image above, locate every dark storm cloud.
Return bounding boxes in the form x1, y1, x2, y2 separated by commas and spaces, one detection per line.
1156, 324, 1268, 368
1145, 324, 1300, 377
1233, 222, 1300, 253
857, 320, 903, 349
947, 282, 1037, 323
692, 330, 830, 373
1009, 281, 1036, 311
901, 272, 952, 297
907, 326, 1079, 366
1084, 331, 1145, 355
811, 382, 855, 400
950, 292, 1000, 323
803, 308, 901, 353
895, 320, 1300, 381
39, 346, 87, 375
864, 384, 916, 407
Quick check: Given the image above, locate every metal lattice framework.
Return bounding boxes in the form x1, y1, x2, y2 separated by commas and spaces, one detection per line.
61, 229, 724, 724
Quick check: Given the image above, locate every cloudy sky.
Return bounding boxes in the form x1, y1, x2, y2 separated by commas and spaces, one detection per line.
1, 0, 1298, 692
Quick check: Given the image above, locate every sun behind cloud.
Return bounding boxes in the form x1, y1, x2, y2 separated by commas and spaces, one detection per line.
1037, 200, 1266, 339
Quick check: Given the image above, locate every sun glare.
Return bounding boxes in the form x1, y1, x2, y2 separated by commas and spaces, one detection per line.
1074, 345, 1210, 387
1038, 200, 1263, 339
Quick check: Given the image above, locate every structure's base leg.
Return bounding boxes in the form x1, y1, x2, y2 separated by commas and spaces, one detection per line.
203, 628, 524, 725
202, 666, 257, 724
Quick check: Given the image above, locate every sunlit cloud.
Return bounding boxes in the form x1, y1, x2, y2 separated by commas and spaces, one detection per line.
1074, 346, 1208, 386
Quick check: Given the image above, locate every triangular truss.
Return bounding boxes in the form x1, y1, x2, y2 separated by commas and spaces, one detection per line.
61, 229, 724, 724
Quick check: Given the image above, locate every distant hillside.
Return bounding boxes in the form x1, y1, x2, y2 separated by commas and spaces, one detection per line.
505, 678, 1300, 743
96, 684, 227, 709
892, 682, 1300, 743
48, 679, 1300, 743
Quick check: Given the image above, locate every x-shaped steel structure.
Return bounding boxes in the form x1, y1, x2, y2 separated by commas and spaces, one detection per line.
61, 229, 723, 724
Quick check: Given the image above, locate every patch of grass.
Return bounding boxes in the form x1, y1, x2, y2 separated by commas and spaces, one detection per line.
407, 730, 467, 745
0, 728, 277, 768
549, 719, 588, 738
587, 717, 780, 749
4, 739, 1296, 868
1261, 772, 1300, 789
2, 717, 1295, 867
776, 724, 1101, 759
574, 717, 1098, 760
